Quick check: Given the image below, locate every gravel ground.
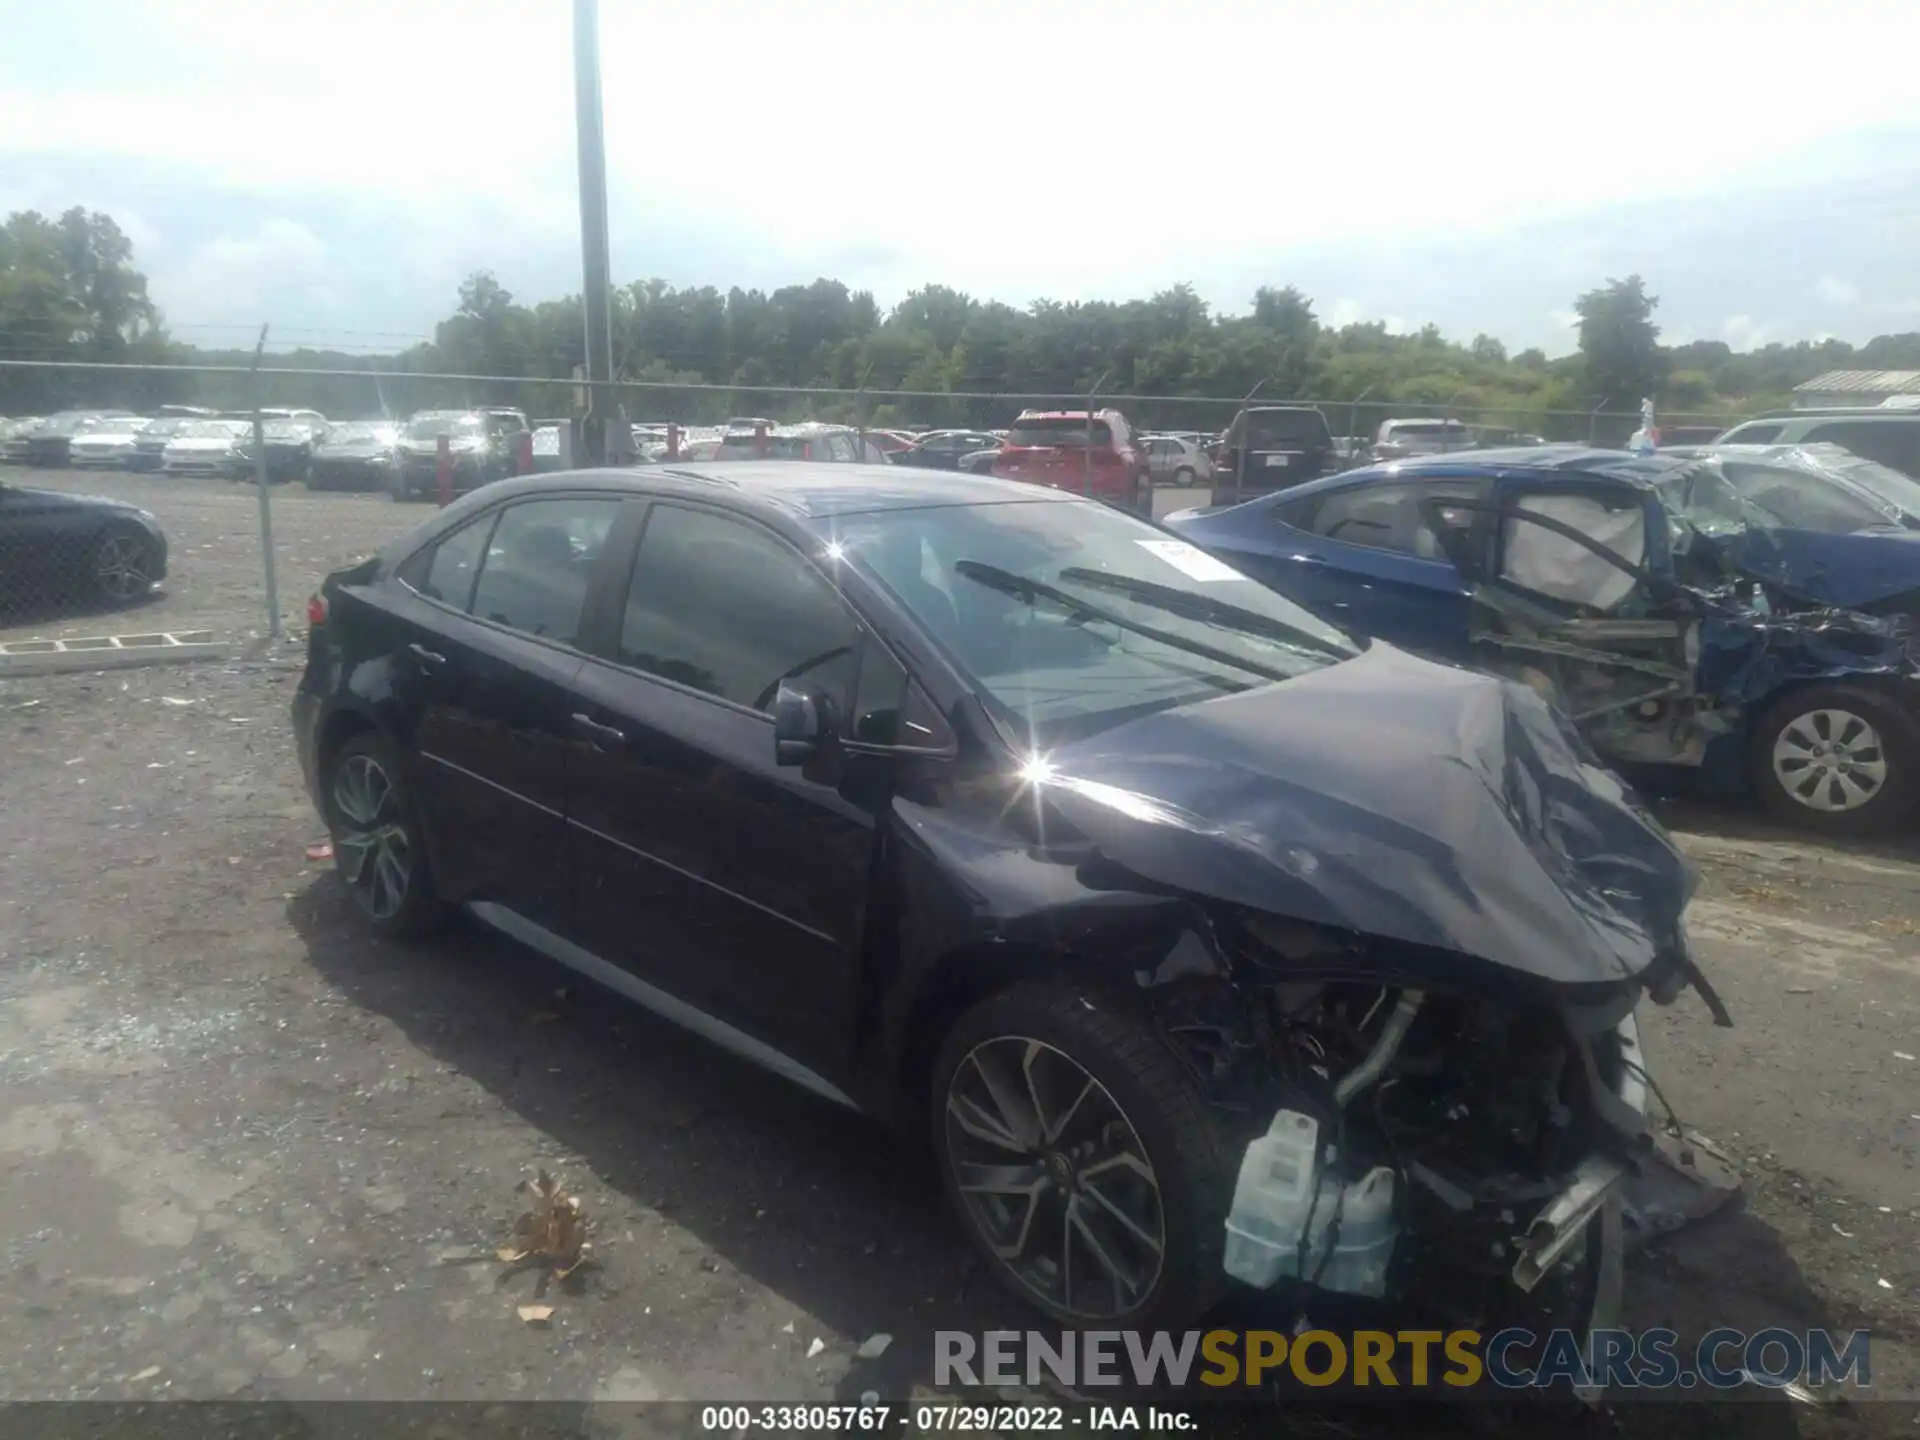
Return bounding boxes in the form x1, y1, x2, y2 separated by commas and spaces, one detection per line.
1, 469, 1917, 1434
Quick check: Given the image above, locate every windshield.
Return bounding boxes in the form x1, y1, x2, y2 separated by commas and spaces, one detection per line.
1717, 459, 1912, 532
405, 414, 483, 440
1820, 449, 1920, 518
178, 420, 242, 439
265, 421, 317, 441
1008, 418, 1114, 448
823, 498, 1356, 744
139, 417, 191, 440
1387, 422, 1471, 442
323, 422, 395, 444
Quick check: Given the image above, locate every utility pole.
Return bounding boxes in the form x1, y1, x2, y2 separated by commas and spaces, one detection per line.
249, 324, 281, 638
573, 0, 615, 466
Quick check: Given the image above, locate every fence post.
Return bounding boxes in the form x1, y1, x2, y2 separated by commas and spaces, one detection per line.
753, 420, 769, 458
855, 360, 875, 462
436, 434, 453, 505
1084, 368, 1113, 499
248, 325, 281, 639
1588, 398, 1609, 446
666, 422, 680, 461
516, 430, 534, 476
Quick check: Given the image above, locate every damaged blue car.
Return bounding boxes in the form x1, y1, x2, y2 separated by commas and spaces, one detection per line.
1167, 443, 1920, 836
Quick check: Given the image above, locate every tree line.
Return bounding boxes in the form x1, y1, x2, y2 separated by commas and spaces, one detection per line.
5, 206, 1919, 438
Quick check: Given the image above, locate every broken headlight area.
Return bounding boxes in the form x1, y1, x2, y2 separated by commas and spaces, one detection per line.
1151, 919, 1653, 1330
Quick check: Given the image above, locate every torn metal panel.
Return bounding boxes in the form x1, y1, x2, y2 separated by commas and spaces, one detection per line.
1695, 607, 1920, 705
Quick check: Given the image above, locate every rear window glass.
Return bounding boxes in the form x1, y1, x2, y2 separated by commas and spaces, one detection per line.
1009, 419, 1114, 447
1388, 422, 1470, 440
1720, 423, 1782, 445
1242, 411, 1331, 446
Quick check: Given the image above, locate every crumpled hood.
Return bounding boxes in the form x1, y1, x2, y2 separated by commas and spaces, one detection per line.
1730, 526, 1920, 610
1038, 643, 1696, 988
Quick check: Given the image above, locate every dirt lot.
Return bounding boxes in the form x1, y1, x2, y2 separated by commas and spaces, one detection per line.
0, 468, 1917, 1434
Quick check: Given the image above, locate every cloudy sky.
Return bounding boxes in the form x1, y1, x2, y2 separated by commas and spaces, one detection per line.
3, 0, 1917, 355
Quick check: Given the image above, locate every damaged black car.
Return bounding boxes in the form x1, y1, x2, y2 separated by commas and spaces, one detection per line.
293, 463, 1725, 1336
1170, 442, 1920, 836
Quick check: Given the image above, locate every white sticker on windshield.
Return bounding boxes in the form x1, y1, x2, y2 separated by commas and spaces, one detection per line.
1134, 539, 1246, 583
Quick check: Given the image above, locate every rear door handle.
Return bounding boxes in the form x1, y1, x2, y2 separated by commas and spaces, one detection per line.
408, 643, 448, 671
570, 712, 627, 750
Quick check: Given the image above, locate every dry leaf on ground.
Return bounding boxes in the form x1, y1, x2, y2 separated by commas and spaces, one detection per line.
498, 1169, 592, 1278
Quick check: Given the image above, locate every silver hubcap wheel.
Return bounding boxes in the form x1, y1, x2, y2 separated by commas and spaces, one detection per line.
944, 1036, 1165, 1321
1772, 707, 1890, 813
96, 534, 149, 602
331, 754, 413, 921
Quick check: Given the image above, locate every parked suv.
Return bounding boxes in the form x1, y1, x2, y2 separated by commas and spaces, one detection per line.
1716, 410, 1920, 480
991, 409, 1148, 512
1208, 406, 1337, 507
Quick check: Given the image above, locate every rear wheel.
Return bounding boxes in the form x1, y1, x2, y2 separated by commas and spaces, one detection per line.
1172, 465, 1196, 488
1750, 683, 1920, 836
323, 731, 449, 938
931, 981, 1230, 1330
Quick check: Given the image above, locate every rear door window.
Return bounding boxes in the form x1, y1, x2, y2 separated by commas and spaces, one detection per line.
1720, 422, 1782, 445
1299, 480, 1485, 561
467, 498, 623, 645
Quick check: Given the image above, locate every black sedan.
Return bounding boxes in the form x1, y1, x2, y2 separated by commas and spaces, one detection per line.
0, 477, 169, 610
890, 430, 1002, 471
292, 463, 1713, 1334
310, 421, 402, 491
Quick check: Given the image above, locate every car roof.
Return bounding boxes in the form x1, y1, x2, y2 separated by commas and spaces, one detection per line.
1267, 445, 1689, 503
1731, 412, 1920, 428
451, 461, 1079, 520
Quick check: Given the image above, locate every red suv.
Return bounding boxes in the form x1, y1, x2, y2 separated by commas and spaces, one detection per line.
991, 409, 1149, 512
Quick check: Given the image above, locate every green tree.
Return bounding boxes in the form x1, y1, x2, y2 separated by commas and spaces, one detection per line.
1573, 274, 1664, 408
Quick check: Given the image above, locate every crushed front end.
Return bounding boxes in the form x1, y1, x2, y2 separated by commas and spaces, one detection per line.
1143, 911, 1680, 1337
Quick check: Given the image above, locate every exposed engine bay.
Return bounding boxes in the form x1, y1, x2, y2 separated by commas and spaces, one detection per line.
1152, 911, 1660, 1331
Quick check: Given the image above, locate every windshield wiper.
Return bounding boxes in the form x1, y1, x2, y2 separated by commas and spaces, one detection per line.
1056, 567, 1353, 660
952, 560, 1299, 686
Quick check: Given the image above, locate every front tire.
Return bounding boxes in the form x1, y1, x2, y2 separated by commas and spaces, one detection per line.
323, 731, 449, 938
931, 982, 1231, 1330
92, 527, 158, 608
1172, 465, 1196, 488
1750, 683, 1920, 836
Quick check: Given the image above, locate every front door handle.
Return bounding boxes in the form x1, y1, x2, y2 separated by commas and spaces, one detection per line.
408, 643, 448, 671
570, 712, 627, 750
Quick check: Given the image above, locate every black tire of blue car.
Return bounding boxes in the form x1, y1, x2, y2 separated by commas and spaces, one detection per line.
92, 526, 158, 608
323, 731, 450, 938
930, 981, 1231, 1331
1750, 682, 1920, 837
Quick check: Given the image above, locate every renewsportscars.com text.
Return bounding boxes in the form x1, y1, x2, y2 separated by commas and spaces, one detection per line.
935, 1327, 1873, 1392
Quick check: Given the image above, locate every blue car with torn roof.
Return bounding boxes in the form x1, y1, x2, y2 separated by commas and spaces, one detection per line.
1165, 442, 1920, 836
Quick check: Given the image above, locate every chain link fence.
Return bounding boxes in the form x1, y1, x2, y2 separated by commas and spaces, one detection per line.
0, 356, 1740, 660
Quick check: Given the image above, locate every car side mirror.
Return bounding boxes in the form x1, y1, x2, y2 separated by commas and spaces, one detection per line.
773, 681, 838, 766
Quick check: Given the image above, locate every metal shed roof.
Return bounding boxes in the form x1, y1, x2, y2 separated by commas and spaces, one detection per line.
1794, 369, 1920, 394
